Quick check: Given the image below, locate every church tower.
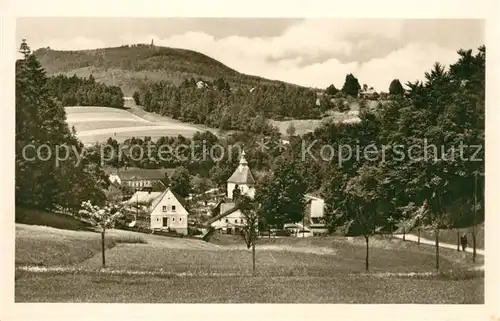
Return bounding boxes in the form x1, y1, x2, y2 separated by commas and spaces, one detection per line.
226, 150, 256, 200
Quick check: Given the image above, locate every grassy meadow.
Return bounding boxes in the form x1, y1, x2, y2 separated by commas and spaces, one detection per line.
15, 209, 484, 303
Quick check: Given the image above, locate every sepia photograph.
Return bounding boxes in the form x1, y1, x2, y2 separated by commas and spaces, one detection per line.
2, 1, 497, 318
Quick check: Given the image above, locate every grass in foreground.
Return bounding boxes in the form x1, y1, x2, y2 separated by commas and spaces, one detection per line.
15, 272, 483, 303
77, 233, 477, 276
15, 224, 146, 267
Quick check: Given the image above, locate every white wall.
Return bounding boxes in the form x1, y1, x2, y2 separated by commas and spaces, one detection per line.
211, 210, 246, 229
150, 190, 189, 234
309, 199, 325, 218
227, 182, 255, 199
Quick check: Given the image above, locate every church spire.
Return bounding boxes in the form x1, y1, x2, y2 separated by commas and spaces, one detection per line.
239, 150, 248, 166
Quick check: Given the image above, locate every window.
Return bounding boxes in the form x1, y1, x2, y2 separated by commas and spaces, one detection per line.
172, 218, 175, 222
162, 206, 167, 212
179, 218, 182, 222
225, 219, 228, 223
156, 218, 160, 222
172, 205, 176, 211
235, 219, 238, 223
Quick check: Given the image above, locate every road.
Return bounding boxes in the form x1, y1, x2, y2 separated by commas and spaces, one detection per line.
393, 233, 485, 256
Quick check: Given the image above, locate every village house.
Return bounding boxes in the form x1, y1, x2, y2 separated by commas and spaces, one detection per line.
105, 167, 173, 191
148, 188, 189, 235
304, 194, 327, 235
206, 150, 255, 234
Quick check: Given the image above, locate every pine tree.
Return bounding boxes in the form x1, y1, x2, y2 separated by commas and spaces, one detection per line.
16, 40, 108, 211
341, 74, 361, 97
389, 79, 405, 96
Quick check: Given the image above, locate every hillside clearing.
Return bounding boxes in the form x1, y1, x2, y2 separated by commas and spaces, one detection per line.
65, 106, 205, 143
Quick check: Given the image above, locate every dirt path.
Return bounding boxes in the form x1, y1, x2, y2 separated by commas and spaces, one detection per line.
393, 234, 485, 256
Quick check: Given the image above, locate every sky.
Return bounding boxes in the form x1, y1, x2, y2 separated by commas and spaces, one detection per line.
17, 18, 485, 91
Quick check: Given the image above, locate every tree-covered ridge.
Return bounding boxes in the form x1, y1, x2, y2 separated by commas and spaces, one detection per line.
46, 74, 124, 108
135, 78, 321, 133
33, 44, 305, 94
16, 48, 109, 213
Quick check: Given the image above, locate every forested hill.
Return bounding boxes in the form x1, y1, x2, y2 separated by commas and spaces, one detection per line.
34, 44, 306, 95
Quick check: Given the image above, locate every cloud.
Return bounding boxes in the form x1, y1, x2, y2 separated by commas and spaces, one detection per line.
32, 19, 479, 91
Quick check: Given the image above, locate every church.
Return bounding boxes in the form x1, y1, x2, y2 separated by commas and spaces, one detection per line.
206, 150, 255, 234
205, 149, 326, 236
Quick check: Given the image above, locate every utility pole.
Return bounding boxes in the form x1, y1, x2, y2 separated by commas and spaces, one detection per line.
473, 171, 478, 263
136, 192, 139, 221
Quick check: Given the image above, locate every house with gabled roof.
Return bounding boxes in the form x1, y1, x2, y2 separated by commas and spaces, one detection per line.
148, 188, 189, 235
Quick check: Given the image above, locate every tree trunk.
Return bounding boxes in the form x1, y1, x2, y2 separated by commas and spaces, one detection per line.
435, 227, 439, 271
101, 229, 106, 268
417, 228, 421, 245
403, 228, 405, 241
389, 224, 393, 239
457, 230, 460, 251
252, 240, 256, 276
364, 235, 369, 272
472, 226, 477, 263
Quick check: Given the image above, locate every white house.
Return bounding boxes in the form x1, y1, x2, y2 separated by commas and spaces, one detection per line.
206, 150, 255, 234
304, 194, 327, 235
149, 188, 189, 235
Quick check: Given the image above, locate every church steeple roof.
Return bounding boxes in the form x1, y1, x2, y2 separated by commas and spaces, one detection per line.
227, 150, 255, 184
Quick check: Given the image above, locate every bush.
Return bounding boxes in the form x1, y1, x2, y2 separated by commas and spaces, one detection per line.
112, 235, 147, 244
188, 227, 203, 236
275, 230, 292, 237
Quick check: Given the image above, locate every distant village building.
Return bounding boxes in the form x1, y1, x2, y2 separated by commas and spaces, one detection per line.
359, 88, 378, 100
125, 190, 163, 209
206, 150, 255, 234
304, 194, 327, 235
106, 167, 172, 191
196, 80, 208, 89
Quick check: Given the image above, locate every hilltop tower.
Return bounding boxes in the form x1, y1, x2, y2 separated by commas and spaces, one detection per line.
19, 39, 31, 59
226, 150, 256, 199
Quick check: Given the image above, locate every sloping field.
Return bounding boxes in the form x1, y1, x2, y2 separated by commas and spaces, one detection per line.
65, 106, 202, 144
15, 223, 217, 267
15, 223, 483, 303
